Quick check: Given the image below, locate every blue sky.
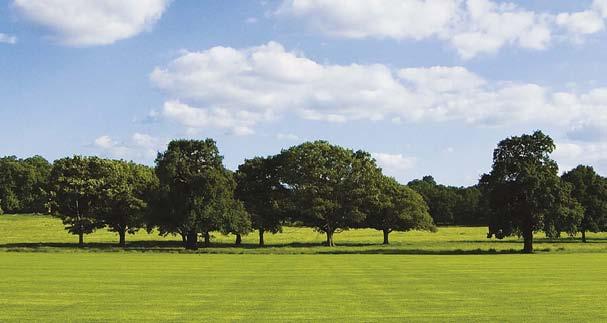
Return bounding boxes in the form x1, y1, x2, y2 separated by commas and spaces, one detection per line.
2, 0, 607, 186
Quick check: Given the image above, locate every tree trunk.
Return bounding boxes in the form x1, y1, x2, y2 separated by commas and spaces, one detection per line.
235, 234, 242, 246
522, 229, 533, 253
204, 231, 210, 247
185, 230, 198, 250
259, 229, 265, 247
118, 228, 126, 247
326, 230, 335, 247
582, 230, 587, 243
181, 233, 187, 248
383, 229, 390, 245
78, 232, 84, 247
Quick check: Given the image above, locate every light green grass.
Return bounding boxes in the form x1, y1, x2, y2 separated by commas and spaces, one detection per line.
2, 214, 607, 254
1, 252, 607, 322
2, 214, 607, 321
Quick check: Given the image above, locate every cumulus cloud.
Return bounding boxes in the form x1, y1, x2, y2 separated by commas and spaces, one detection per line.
93, 133, 165, 162
0, 33, 17, 44
150, 41, 607, 135
276, 133, 300, 141
12, 0, 171, 46
372, 152, 417, 180
275, 0, 607, 58
554, 141, 607, 173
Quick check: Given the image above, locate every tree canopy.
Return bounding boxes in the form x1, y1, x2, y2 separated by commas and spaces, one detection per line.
561, 165, 607, 242
278, 141, 381, 246
480, 131, 583, 253
152, 139, 245, 249
366, 175, 435, 244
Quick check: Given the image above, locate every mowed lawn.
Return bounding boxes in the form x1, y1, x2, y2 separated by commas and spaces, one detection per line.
3, 214, 607, 254
2, 214, 607, 321
1, 253, 607, 321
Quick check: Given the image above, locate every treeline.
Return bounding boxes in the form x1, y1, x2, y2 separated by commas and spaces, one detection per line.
2, 131, 607, 252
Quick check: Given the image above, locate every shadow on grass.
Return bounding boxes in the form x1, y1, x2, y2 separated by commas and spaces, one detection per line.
0, 240, 548, 255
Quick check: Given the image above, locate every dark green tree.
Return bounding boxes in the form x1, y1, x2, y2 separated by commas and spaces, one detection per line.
0, 155, 51, 214
48, 156, 108, 246
561, 165, 607, 242
98, 160, 158, 247
235, 156, 288, 246
480, 131, 583, 253
366, 175, 435, 244
278, 141, 381, 246
408, 176, 459, 225
152, 139, 236, 250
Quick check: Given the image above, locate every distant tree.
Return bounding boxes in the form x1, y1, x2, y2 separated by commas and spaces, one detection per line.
235, 156, 288, 246
278, 141, 381, 246
408, 176, 459, 225
0, 155, 51, 214
366, 175, 435, 244
152, 139, 236, 250
98, 161, 158, 247
48, 156, 108, 246
220, 198, 252, 246
561, 165, 607, 242
480, 131, 583, 253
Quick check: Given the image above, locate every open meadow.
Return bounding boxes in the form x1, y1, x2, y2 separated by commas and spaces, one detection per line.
2, 214, 607, 321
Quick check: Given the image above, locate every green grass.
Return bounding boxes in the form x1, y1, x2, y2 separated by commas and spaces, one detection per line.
2, 214, 607, 254
2, 214, 607, 321
1, 253, 607, 321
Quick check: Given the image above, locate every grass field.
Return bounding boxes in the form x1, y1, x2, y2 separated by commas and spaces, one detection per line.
2, 214, 607, 321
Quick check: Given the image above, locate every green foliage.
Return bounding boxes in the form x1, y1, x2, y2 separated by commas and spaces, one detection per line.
97, 160, 158, 246
278, 141, 381, 246
47, 156, 109, 245
562, 165, 607, 241
152, 139, 240, 249
366, 175, 435, 244
480, 131, 583, 252
235, 156, 288, 245
0, 155, 51, 214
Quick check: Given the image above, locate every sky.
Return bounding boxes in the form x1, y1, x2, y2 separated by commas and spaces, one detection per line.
2, 0, 607, 186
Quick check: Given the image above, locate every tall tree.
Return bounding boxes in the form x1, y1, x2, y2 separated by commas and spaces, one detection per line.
152, 139, 236, 250
98, 161, 158, 247
278, 141, 381, 246
561, 165, 607, 242
0, 155, 51, 214
366, 175, 436, 244
220, 198, 253, 246
235, 156, 288, 246
480, 131, 583, 253
48, 156, 108, 246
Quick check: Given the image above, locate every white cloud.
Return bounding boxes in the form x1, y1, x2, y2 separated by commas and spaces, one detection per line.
276, 0, 607, 58
150, 42, 607, 135
161, 101, 259, 136
0, 33, 17, 44
276, 133, 300, 140
93, 133, 165, 162
554, 141, 607, 173
13, 0, 171, 46
372, 152, 417, 180
245, 17, 259, 24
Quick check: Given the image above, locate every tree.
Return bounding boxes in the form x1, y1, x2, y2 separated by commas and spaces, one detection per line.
98, 161, 158, 247
561, 165, 607, 242
408, 176, 459, 225
48, 156, 108, 246
480, 131, 583, 253
366, 175, 435, 244
219, 198, 252, 246
152, 139, 237, 250
235, 156, 288, 246
0, 155, 51, 214
278, 141, 381, 246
